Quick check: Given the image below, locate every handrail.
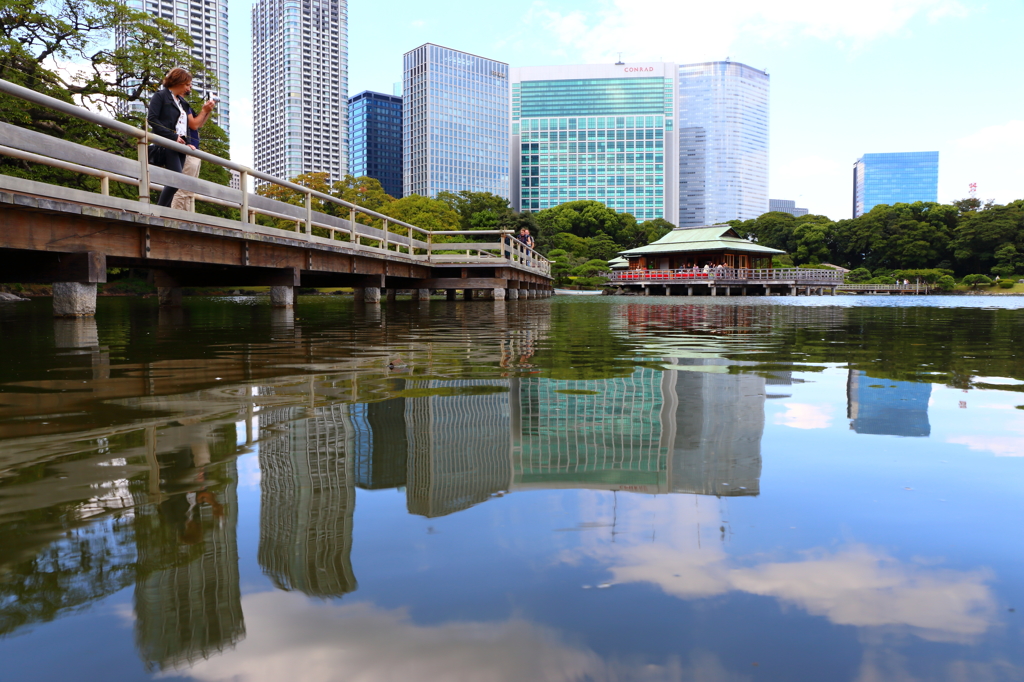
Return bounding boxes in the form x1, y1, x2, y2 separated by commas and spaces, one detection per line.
609, 267, 844, 283
0, 77, 550, 275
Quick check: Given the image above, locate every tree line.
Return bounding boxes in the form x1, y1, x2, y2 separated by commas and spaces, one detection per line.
729, 198, 1024, 280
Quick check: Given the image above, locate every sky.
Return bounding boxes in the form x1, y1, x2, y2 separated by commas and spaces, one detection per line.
228, 0, 1024, 221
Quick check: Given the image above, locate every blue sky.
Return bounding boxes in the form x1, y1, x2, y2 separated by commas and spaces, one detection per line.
229, 0, 1024, 221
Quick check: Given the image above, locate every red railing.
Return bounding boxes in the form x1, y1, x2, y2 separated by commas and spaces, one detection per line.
609, 267, 844, 284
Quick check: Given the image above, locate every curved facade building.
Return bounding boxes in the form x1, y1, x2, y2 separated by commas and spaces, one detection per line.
677, 62, 769, 227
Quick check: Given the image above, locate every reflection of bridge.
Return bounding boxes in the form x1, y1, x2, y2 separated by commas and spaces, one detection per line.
0, 79, 551, 318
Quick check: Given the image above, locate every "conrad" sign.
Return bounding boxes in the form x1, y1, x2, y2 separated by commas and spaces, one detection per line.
624, 66, 654, 73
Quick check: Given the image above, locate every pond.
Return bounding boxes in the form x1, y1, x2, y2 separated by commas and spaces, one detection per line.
1, 295, 1022, 681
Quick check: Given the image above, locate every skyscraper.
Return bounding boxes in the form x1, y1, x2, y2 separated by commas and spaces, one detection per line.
853, 152, 939, 217
677, 61, 769, 227
348, 91, 404, 198
403, 44, 509, 198
121, 0, 231, 133
252, 0, 348, 183
510, 63, 678, 222
769, 199, 808, 217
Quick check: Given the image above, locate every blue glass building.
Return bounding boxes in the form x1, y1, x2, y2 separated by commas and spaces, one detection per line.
402, 44, 509, 198
853, 151, 939, 217
677, 62, 770, 227
510, 63, 677, 222
348, 91, 403, 198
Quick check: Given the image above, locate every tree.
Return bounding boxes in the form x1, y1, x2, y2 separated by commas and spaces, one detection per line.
436, 190, 511, 231
961, 274, 993, 289
951, 200, 1024, 275
936, 275, 956, 291
991, 243, 1020, 278
333, 175, 395, 222
383, 194, 460, 233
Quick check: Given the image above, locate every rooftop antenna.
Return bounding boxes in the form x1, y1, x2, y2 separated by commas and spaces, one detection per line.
969, 182, 977, 199
615, 52, 624, 65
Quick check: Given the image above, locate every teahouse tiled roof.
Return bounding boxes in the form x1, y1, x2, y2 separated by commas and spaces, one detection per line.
619, 224, 786, 257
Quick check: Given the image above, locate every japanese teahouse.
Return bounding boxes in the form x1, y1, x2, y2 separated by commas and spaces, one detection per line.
619, 224, 782, 271
609, 224, 844, 296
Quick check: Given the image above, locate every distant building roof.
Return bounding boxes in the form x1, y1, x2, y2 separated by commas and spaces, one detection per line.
619, 224, 786, 257
608, 256, 629, 269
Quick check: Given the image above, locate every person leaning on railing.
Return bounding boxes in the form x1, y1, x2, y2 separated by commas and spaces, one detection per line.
146, 68, 216, 207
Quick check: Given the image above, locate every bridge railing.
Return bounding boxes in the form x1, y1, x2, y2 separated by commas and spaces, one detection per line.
609, 267, 844, 284
0, 78, 549, 277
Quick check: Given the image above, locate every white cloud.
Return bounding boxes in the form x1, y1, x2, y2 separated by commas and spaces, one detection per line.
774, 402, 834, 429
938, 120, 1024, 206
528, 0, 967, 64
170, 592, 738, 682
229, 95, 255, 169
946, 435, 1024, 457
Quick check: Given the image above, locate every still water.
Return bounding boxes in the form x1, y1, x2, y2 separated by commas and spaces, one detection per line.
1, 295, 1023, 681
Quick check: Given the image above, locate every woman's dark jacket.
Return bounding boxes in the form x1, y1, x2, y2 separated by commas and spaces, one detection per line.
147, 88, 187, 142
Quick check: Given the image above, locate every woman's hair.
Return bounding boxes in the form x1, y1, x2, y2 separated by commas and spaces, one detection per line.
163, 68, 192, 89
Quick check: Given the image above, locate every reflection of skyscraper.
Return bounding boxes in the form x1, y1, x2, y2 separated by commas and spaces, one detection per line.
134, 458, 244, 672
405, 380, 512, 517
668, 359, 764, 496
847, 370, 931, 437
351, 397, 408, 490
259, 404, 356, 597
512, 369, 673, 493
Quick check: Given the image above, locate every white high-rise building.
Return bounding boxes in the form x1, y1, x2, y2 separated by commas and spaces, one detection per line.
677, 61, 769, 226
253, 0, 348, 183
403, 44, 509, 198
121, 0, 231, 133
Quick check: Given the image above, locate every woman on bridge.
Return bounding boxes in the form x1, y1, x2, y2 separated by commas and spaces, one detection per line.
147, 68, 216, 207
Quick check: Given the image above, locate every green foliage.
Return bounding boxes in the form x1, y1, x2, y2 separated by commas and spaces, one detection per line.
937, 275, 956, 291
572, 276, 608, 288
384, 194, 460, 233
848, 268, 872, 283
436, 191, 512, 231
892, 268, 954, 283
998, 279, 1015, 289
571, 259, 611, 278
961, 274, 993, 288
532, 201, 658, 261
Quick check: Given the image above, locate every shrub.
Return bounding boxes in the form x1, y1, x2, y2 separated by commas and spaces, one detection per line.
961, 274, 993, 289
998, 280, 1014, 289
936, 275, 956, 291
847, 268, 871, 283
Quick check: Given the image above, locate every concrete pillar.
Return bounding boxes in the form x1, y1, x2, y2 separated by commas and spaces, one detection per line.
353, 287, 365, 302
687, 286, 693, 296
158, 286, 183, 307
270, 285, 295, 307
414, 288, 429, 301
386, 288, 397, 302
711, 286, 717, 297
790, 286, 797, 296
446, 289, 457, 301
519, 289, 529, 299
725, 286, 731, 297
53, 282, 97, 317
364, 286, 381, 303
493, 287, 506, 300
507, 288, 519, 300
642, 286, 649, 297
742, 287, 747, 296
463, 288, 474, 300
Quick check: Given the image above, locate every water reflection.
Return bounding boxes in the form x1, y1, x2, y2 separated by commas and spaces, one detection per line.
847, 369, 932, 437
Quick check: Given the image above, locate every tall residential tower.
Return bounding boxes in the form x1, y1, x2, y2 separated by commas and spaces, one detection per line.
510, 63, 678, 222
677, 61, 769, 226
403, 44, 509, 198
121, 0, 231, 133
853, 152, 939, 217
252, 0, 348, 182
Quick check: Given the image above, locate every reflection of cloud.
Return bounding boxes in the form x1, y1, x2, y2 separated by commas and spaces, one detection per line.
774, 402, 833, 429
946, 435, 1024, 457
172, 592, 736, 682
730, 546, 993, 641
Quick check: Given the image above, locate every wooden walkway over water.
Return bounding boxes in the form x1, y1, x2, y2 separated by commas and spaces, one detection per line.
0, 79, 552, 316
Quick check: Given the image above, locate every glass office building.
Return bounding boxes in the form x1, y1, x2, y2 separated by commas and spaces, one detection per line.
253, 0, 348, 183
510, 63, 677, 222
403, 44, 509, 198
348, 91, 403, 198
677, 61, 769, 226
120, 0, 231, 134
769, 199, 808, 217
853, 152, 939, 217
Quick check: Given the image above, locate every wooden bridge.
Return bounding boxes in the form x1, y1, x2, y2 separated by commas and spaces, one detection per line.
0, 79, 552, 316
609, 267, 844, 296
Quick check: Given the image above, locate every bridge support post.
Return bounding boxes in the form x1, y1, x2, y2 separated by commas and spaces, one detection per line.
711, 286, 717, 297
725, 286, 731, 297
493, 287, 506, 300
364, 287, 381, 303
463, 289, 473, 300
158, 287, 183, 307
790, 286, 797, 296
53, 282, 97, 317
270, 285, 295, 307
687, 286, 693, 296
519, 288, 529, 299
416, 288, 430, 301
742, 287, 747, 296
507, 288, 519, 300
386, 288, 397, 302
446, 289, 457, 301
